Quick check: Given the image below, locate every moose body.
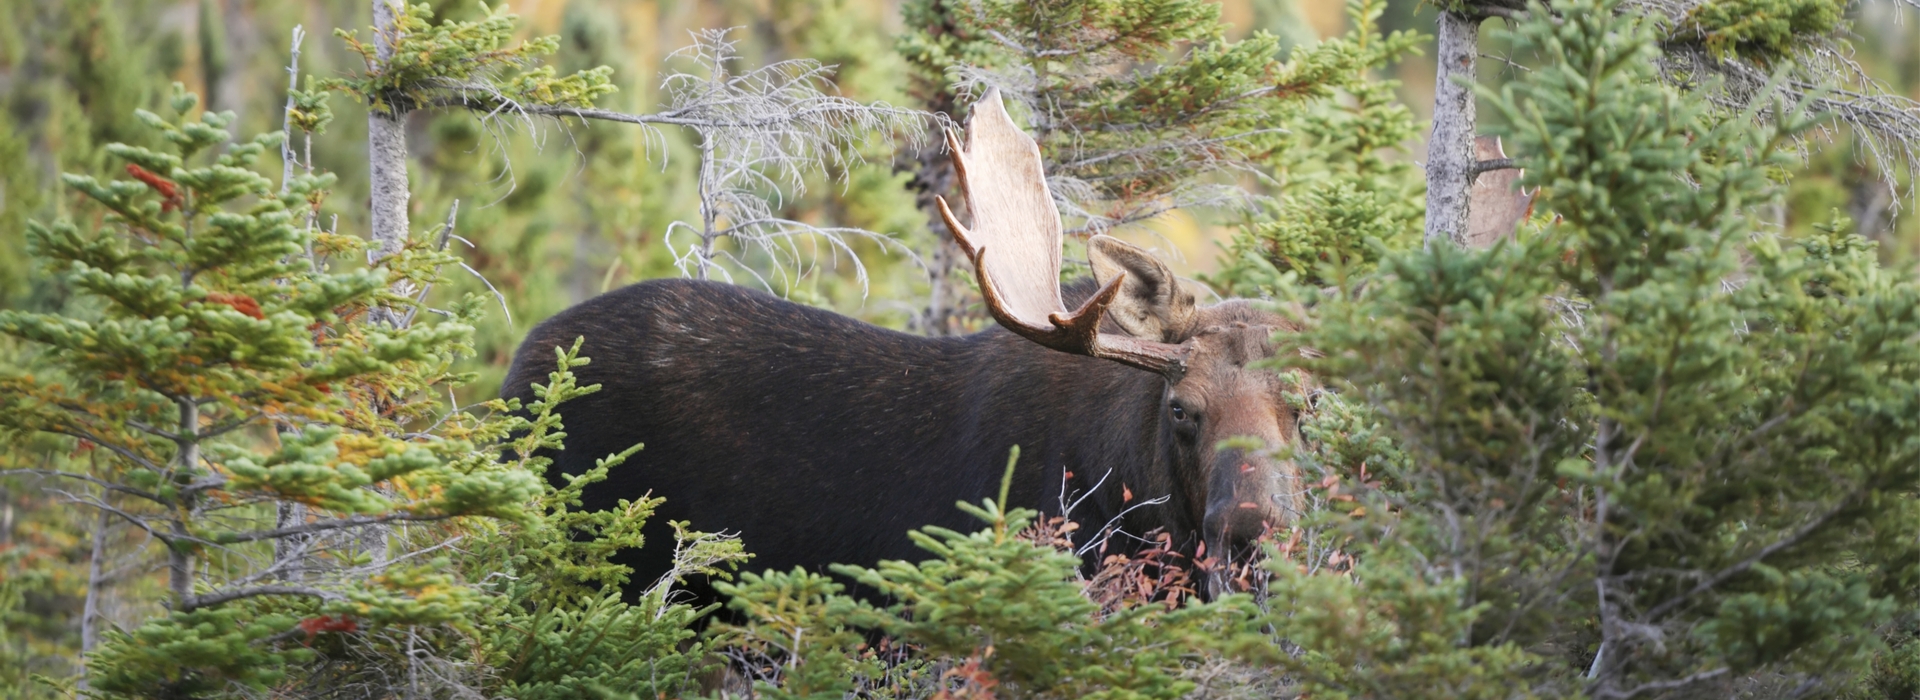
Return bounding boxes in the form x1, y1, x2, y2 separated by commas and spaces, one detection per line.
501, 90, 1308, 597
504, 278, 1293, 587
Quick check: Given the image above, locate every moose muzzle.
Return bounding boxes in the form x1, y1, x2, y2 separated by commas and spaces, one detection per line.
1202, 445, 1300, 567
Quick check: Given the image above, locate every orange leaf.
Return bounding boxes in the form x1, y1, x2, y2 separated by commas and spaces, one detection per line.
205, 292, 265, 320
125, 164, 184, 212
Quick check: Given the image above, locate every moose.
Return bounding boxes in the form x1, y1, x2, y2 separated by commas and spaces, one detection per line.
502, 90, 1313, 599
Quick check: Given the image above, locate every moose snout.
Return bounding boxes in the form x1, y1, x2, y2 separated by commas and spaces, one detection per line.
1201, 446, 1298, 559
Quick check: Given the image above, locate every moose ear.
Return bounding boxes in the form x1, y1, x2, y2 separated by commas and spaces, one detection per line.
1088, 235, 1196, 342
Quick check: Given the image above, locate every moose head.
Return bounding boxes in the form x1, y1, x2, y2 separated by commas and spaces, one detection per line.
936, 90, 1308, 570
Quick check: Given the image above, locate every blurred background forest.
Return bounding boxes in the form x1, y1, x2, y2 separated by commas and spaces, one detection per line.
1, 0, 1917, 371
2, 0, 1919, 695
5, 0, 1917, 351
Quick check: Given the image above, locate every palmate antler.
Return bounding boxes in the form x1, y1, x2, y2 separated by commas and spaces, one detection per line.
935, 90, 1191, 379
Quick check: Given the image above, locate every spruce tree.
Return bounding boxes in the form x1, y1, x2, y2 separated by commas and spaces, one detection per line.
711, 451, 1271, 700
1261, 1, 1920, 696
0, 84, 554, 695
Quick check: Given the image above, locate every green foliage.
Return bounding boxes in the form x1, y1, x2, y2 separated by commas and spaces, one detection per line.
1260, 1, 1920, 695
88, 608, 309, 695
0, 84, 554, 697
1255, 540, 1544, 700
714, 569, 878, 700
4, 1, 1918, 697
285, 77, 335, 139
332, 2, 615, 114
1677, 0, 1845, 63
716, 450, 1267, 700
899, 0, 1336, 229
460, 340, 749, 700
1206, 0, 1426, 295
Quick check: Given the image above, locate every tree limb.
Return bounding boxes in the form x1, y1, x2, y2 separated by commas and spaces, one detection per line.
183, 585, 345, 612
1597, 666, 1730, 700
217, 512, 455, 544
0, 468, 163, 503
1639, 493, 1859, 622
1471, 157, 1517, 175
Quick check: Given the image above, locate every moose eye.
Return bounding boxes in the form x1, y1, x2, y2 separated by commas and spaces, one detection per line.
1169, 403, 1192, 421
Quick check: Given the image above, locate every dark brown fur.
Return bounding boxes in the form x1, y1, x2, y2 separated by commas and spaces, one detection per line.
501, 278, 1303, 599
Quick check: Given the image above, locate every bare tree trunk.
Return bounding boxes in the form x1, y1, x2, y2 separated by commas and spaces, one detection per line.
169, 399, 198, 609
1849, 170, 1892, 240
909, 124, 967, 336
368, 0, 410, 259
696, 133, 718, 280
197, 0, 231, 112
918, 236, 967, 336
80, 506, 110, 661
1425, 10, 1480, 248
279, 25, 304, 194
275, 27, 312, 580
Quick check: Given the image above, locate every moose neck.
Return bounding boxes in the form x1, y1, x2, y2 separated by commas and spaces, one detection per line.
954, 326, 1203, 555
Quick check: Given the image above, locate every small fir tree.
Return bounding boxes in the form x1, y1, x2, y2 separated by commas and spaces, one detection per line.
0, 85, 552, 695
712, 450, 1271, 700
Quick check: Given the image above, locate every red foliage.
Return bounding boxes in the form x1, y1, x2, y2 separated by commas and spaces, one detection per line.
297, 615, 357, 644
125, 164, 184, 213
205, 292, 265, 320
1087, 530, 1201, 612
930, 651, 999, 700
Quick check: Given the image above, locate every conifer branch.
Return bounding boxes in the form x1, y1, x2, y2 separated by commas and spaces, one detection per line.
46, 429, 166, 473
1596, 666, 1730, 700
0, 469, 163, 502
182, 585, 346, 612
1637, 493, 1859, 623
217, 512, 456, 544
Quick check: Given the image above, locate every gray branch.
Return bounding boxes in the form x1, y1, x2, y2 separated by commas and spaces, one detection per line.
1, 468, 163, 503
1596, 666, 1730, 700
279, 25, 305, 195
217, 512, 455, 544
1637, 493, 1858, 623
183, 585, 346, 612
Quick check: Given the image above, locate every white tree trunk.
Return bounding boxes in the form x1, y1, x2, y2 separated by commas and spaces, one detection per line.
1425, 10, 1480, 248
368, 0, 410, 258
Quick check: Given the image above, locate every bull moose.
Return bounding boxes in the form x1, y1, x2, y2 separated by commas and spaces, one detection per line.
501, 90, 1311, 599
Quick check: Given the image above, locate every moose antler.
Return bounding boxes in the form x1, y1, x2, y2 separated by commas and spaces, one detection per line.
935, 90, 1191, 379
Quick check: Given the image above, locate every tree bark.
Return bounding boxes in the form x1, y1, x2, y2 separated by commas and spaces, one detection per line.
909, 112, 967, 336
368, 0, 410, 259
80, 506, 110, 656
169, 399, 198, 609
1425, 10, 1480, 248
918, 235, 968, 336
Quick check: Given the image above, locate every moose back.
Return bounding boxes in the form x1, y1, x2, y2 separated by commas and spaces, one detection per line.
501, 90, 1309, 597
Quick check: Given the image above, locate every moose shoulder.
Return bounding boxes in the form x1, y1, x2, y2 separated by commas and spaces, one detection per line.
500, 90, 1308, 596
